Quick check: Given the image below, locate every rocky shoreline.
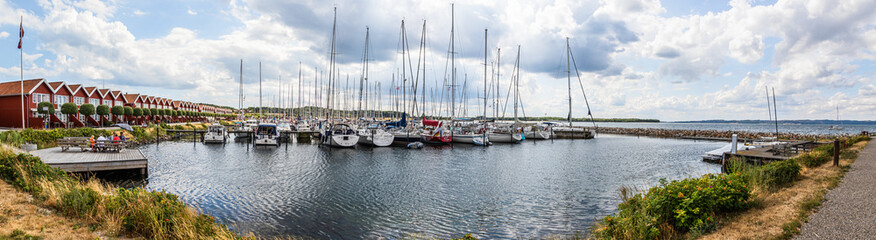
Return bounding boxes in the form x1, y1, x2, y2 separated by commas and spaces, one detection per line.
597, 127, 838, 141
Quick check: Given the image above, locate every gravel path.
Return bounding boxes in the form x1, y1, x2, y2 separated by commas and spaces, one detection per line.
796, 141, 876, 239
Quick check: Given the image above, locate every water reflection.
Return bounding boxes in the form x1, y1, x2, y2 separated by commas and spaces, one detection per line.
141, 134, 724, 239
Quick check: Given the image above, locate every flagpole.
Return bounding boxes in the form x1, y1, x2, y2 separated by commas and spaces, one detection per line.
20, 16, 25, 129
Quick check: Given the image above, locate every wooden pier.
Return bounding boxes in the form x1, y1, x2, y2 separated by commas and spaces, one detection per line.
30, 147, 149, 176
721, 141, 821, 165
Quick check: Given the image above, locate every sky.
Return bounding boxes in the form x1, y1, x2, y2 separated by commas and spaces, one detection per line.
0, 0, 875, 121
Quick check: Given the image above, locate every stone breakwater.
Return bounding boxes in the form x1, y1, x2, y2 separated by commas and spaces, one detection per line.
597, 127, 831, 140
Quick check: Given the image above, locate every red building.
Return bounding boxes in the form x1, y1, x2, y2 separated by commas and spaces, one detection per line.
0, 79, 236, 128
0, 79, 55, 128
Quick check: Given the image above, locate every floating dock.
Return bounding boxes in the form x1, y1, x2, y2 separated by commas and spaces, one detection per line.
30, 147, 149, 176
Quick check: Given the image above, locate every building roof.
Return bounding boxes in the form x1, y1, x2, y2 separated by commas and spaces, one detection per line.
123, 94, 141, 103
97, 89, 111, 98
0, 79, 46, 96
110, 90, 121, 99
48, 81, 73, 95
67, 84, 83, 95
82, 87, 97, 96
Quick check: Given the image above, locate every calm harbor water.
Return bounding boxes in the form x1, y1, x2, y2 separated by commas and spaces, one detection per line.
141, 134, 723, 239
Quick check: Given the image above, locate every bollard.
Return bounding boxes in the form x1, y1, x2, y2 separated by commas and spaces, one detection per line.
833, 140, 840, 166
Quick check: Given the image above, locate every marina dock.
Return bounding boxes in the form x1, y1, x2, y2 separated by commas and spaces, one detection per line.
30, 147, 149, 176
719, 140, 821, 164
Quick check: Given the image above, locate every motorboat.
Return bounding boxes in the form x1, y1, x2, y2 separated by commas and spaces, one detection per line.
235, 119, 259, 139
254, 124, 280, 146
203, 123, 227, 144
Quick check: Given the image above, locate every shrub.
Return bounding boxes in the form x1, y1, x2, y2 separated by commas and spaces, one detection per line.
796, 150, 830, 168
124, 106, 134, 116
60, 102, 78, 115
133, 108, 143, 117
111, 106, 124, 118
96, 105, 110, 117
0, 153, 70, 194
60, 186, 99, 217
37, 101, 55, 116
591, 173, 750, 239
758, 159, 801, 190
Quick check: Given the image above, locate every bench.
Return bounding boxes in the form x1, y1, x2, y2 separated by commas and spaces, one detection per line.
57, 137, 91, 152
92, 140, 127, 153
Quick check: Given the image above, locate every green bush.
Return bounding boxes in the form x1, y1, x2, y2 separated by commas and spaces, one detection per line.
591, 173, 750, 239
758, 159, 801, 190
0, 153, 70, 195
796, 150, 830, 168
133, 108, 143, 117
60, 102, 78, 115
0, 131, 24, 146
61, 186, 99, 217
111, 106, 124, 118
124, 106, 134, 116
36, 101, 55, 118
96, 105, 110, 117
78, 103, 95, 116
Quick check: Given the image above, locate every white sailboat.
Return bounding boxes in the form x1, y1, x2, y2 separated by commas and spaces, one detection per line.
829, 106, 844, 130
452, 28, 491, 146
488, 46, 524, 144
322, 123, 359, 147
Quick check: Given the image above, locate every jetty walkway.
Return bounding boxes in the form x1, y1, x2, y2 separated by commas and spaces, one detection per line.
796, 141, 876, 239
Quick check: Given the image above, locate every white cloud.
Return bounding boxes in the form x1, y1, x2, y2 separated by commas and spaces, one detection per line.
187, 9, 197, 15
0, 31, 8, 39
133, 10, 146, 16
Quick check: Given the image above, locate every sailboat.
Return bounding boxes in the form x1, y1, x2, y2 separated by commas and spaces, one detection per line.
488, 45, 524, 144
319, 7, 359, 148
551, 38, 595, 139
452, 28, 490, 146
829, 106, 844, 130
354, 27, 393, 147
420, 6, 455, 145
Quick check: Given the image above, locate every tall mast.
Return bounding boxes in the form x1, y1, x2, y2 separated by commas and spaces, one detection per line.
450, 3, 456, 119
239, 59, 243, 119
421, 20, 427, 118
765, 86, 771, 123
483, 29, 487, 123
297, 62, 301, 118
514, 45, 520, 122
773, 87, 778, 138
278, 74, 282, 118
259, 61, 262, 119
401, 20, 408, 119
566, 38, 572, 127
496, 48, 501, 119
358, 27, 369, 119
326, 7, 337, 121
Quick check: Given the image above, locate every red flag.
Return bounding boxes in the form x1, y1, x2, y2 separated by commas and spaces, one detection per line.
17, 20, 24, 49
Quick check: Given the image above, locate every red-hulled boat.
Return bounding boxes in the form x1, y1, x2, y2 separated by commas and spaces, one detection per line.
420, 118, 452, 144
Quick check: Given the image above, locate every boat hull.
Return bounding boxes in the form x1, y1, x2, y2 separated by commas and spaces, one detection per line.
324, 134, 359, 148
254, 136, 279, 146
203, 133, 226, 144
523, 130, 550, 140
358, 133, 394, 147
488, 133, 524, 143
452, 134, 490, 145
421, 134, 452, 145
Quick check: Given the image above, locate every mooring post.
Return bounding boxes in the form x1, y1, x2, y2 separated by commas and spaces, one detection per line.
833, 139, 840, 166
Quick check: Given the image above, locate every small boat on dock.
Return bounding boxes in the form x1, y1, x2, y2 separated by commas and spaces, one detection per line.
235, 119, 258, 139
203, 123, 228, 144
